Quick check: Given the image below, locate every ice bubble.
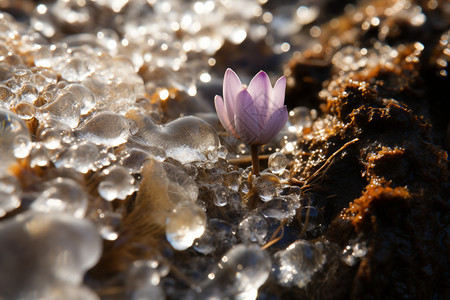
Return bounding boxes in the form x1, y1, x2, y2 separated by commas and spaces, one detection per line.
31, 177, 88, 218
253, 173, 280, 202
55, 140, 100, 173
0, 84, 16, 106
98, 165, 135, 201
193, 228, 216, 255
342, 241, 368, 266
0, 175, 21, 217
125, 260, 165, 300
64, 83, 96, 115
259, 196, 295, 220
273, 240, 326, 288
129, 112, 220, 164
268, 152, 288, 174
13, 68, 35, 86
213, 185, 229, 207
238, 214, 268, 245
166, 203, 206, 251
0, 212, 102, 299
199, 244, 271, 300
36, 118, 73, 150
120, 148, 152, 173
288, 106, 314, 133
0, 108, 31, 172
163, 162, 199, 206
33, 45, 53, 68
61, 57, 94, 82
13, 101, 36, 120
76, 111, 134, 147
38, 90, 81, 129
96, 211, 122, 241
17, 83, 39, 103
223, 170, 241, 191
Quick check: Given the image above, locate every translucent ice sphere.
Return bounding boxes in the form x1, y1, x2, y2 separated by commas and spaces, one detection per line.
0, 108, 32, 172
166, 204, 206, 251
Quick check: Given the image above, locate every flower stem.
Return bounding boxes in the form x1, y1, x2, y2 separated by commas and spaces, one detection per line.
250, 144, 260, 176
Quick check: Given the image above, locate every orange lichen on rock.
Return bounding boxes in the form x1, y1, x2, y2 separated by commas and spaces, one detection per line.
342, 181, 411, 231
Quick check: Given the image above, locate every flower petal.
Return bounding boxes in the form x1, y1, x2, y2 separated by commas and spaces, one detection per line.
214, 95, 237, 136
223, 68, 242, 123
271, 76, 286, 113
255, 105, 288, 145
247, 71, 272, 123
234, 89, 260, 145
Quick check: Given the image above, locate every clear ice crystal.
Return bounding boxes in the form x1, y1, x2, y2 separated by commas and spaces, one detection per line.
76, 111, 134, 147
268, 152, 288, 174
253, 173, 280, 202
38, 90, 81, 129
163, 162, 199, 206
55, 140, 100, 173
126, 260, 165, 300
0, 175, 21, 217
273, 240, 326, 288
0, 108, 32, 172
238, 214, 268, 245
259, 196, 295, 220
129, 112, 220, 164
31, 177, 88, 218
98, 165, 135, 201
166, 203, 206, 251
64, 83, 96, 115
199, 244, 271, 300
0, 212, 102, 299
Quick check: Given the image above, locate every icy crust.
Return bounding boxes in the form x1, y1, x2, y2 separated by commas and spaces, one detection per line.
0, 0, 448, 299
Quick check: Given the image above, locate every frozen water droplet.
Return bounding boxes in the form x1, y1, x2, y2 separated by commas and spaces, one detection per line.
31, 177, 88, 218
213, 185, 229, 207
64, 83, 96, 115
166, 204, 206, 251
126, 260, 165, 300
0, 84, 16, 106
76, 111, 133, 147
56, 141, 99, 173
97, 211, 121, 241
193, 228, 216, 255
163, 162, 199, 206
98, 165, 135, 201
273, 240, 326, 288
30, 143, 49, 167
13, 101, 35, 120
288, 106, 314, 133
253, 173, 280, 202
12, 134, 32, 159
0, 108, 31, 172
223, 170, 241, 191
61, 57, 94, 82
13, 68, 34, 86
0, 212, 102, 299
200, 244, 271, 300
342, 241, 368, 266
18, 83, 39, 103
38, 90, 81, 129
33, 45, 53, 67
238, 214, 268, 245
268, 152, 288, 174
0, 175, 21, 217
259, 196, 294, 220
129, 113, 220, 164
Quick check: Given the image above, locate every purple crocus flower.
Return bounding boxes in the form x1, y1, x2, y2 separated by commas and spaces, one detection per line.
214, 68, 288, 146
